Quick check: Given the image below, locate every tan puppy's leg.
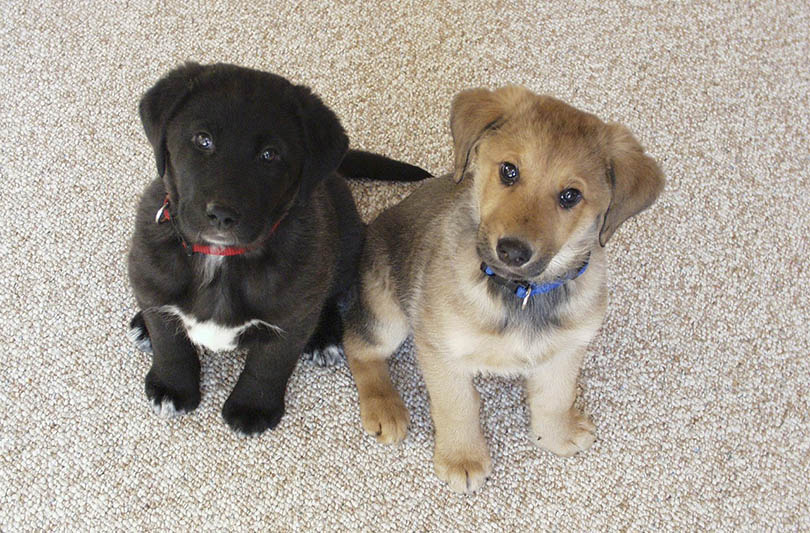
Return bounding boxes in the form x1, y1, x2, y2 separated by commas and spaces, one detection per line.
344, 272, 410, 444
527, 348, 596, 457
417, 339, 492, 493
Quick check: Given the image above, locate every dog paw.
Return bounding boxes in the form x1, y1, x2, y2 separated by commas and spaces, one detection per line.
150, 397, 186, 417
128, 312, 153, 353
532, 408, 596, 457
302, 343, 344, 367
358, 393, 409, 444
434, 446, 492, 494
144, 370, 199, 418
222, 398, 284, 436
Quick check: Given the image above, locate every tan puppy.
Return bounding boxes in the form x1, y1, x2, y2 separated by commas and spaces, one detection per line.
343, 87, 664, 493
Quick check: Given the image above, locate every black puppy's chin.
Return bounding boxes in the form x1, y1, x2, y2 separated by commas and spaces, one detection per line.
175, 207, 260, 247
200, 229, 238, 246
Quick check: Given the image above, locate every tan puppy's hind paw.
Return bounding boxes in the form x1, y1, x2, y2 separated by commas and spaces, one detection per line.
434, 449, 492, 494
532, 408, 596, 457
359, 393, 410, 444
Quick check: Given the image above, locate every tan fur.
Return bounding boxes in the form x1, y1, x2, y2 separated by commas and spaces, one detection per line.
344, 255, 411, 443
343, 86, 664, 493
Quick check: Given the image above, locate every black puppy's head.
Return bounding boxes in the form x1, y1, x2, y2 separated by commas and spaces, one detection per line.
139, 62, 348, 247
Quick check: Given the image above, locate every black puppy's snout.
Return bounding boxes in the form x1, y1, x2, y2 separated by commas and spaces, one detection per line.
496, 237, 533, 267
206, 203, 241, 230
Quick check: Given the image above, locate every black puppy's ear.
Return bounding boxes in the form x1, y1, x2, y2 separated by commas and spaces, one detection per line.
292, 85, 348, 199
139, 62, 206, 177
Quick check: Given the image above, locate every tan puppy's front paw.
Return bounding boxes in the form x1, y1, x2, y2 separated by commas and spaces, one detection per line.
434, 446, 492, 494
532, 408, 596, 457
358, 393, 409, 444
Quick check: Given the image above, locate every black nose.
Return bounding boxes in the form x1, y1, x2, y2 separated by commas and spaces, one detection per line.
496, 237, 533, 267
206, 203, 240, 230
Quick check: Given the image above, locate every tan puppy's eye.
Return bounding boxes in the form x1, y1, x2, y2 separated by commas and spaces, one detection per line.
192, 132, 214, 151
559, 188, 583, 209
499, 162, 519, 186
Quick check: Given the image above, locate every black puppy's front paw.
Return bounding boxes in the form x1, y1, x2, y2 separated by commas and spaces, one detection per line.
145, 368, 200, 418
222, 397, 285, 436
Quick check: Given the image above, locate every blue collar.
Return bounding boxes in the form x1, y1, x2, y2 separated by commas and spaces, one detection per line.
480, 258, 589, 308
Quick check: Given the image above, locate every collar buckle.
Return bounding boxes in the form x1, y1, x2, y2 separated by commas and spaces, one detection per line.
480, 256, 590, 310
521, 288, 532, 309
155, 199, 169, 224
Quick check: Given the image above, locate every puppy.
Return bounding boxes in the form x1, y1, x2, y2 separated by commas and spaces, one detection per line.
343, 86, 664, 492
127, 62, 429, 436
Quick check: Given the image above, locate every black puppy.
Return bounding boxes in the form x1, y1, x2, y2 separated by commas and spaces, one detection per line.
127, 63, 429, 436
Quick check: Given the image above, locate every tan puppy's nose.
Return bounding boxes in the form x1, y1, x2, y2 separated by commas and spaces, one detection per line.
496, 237, 532, 267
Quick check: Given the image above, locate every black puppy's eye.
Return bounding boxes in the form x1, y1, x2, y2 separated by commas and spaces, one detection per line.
193, 132, 214, 151
500, 162, 519, 186
259, 148, 280, 163
559, 188, 583, 209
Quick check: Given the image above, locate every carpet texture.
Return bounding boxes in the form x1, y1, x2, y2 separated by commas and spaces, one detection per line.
1, 1, 808, 530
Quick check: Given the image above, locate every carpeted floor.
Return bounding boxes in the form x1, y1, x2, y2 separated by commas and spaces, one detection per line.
1, 1, 808, 530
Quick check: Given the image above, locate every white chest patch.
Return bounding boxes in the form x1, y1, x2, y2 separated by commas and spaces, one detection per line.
159, 305, 284, 352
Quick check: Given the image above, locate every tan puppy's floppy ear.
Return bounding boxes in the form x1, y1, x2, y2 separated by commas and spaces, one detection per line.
450, 87, 527, 183
599, 123, 665, 246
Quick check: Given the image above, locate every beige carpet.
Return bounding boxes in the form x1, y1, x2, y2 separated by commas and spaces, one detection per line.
1, 0, 808, 530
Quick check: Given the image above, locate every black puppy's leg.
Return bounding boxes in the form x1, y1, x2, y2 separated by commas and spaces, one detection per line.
141, 309, 201, 417
128, 311, 153, 353
302, 297, 344, 367
222, 340, 302, 436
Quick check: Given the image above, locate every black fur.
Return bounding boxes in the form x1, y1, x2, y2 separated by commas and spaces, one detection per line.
128, 63, 429, 435
127, 311, 152, 353
339, 150, 432, 181
301, 297, 345, 366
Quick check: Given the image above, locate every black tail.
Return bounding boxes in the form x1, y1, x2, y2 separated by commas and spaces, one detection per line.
338, 150, 432, 182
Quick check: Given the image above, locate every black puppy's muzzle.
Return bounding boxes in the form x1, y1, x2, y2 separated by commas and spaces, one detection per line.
206, 202, 241, 231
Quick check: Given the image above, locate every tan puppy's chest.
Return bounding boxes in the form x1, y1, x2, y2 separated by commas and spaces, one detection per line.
434, 301, 603, 375
419, 257, 607, 375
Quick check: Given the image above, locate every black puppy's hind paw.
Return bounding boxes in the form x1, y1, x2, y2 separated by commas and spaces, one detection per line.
302, 297, 345, 367
302, 343, 344, 367
222, 398, 285, 437
128, 311, 153, 354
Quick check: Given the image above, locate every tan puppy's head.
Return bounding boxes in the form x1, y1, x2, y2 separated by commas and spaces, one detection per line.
451, 86, 664, 281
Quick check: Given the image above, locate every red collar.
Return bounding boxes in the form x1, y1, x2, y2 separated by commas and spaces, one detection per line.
155, 196, 285, 257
